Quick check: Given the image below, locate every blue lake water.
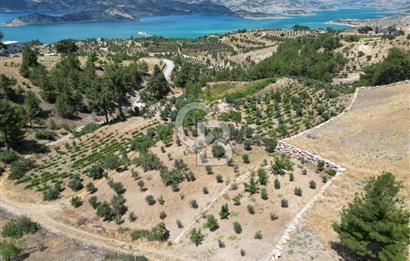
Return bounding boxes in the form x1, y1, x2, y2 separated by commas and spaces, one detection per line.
0, 8, 400, 43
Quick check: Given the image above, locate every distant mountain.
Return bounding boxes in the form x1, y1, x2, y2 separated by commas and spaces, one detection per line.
1, 0, 407, 20
6, 8, 138, 26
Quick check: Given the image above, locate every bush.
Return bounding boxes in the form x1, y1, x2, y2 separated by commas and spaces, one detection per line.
145, 195, 156, 206
219, 204, 230, 219
86, 182, 97, 194
73, 122, 100, 137
212, 145, 225, 158
270, 212, 278, 221
247, 205, 255, 215
68, 175, 83, 192
88, 164, 105, 180
317, 160, 325, 172
233, 221, 242, 234
257, 169, 268, 185
254, 231, 263, 240
274, 178, 280, 190
261, 188, 268, 200
202, 187, 209, 194
190, 199, 198, 209
70, 196, 83, 208
240, 249, 246, 256
281, 199, 288, 208
108, 179, 125, 194
0, 241, 22, 260
160, 168, 185, 188
289, 173, 294, 182
1, 216, 40, 238
205, 215, 219, 231
327, 168, 337, 176
205, 165, 213, 174
176, 220, 183, 229
190, 228, 204, 247
244, 140, 252, 151
35, 130, 57, 140
294, 187, 303, 197
134, 152, 163, 171
96, 201, 115, 221
216, 174, 223, 183
263, 138, 277, 153
242, 154, 250, 164
131, 223, 170, 242
309, 180, 317, 189
43, 183, 61, 201
102, 155, 121, 170
0, 150, 19, 164
9, 159, 35, 180
89, 196, 99, 209
218, 239, 225, 248
159, 211, 167, 220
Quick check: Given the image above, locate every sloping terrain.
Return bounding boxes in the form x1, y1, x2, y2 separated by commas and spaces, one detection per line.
281, 81, 410, 260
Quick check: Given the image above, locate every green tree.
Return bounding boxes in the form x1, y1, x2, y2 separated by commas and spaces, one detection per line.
189, 228, 204, 247
20, 45, 39, 77
0, 100, 26, 150
24, 91, 41, 127
54, 39, 78, 54
0, 241, 22, 261
205, 215, 219, 232
145, 65, 170, 101
333, 172, 410, 261
219, 204, 230, 219
0, 74, 17, 99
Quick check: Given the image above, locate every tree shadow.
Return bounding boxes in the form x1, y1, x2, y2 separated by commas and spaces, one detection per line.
331, 241, 375, 261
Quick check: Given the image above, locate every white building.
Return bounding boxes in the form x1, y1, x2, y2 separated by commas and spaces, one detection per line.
1, 41, 22, 55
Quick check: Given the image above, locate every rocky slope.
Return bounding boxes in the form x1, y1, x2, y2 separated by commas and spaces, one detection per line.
7, 8, 138, 25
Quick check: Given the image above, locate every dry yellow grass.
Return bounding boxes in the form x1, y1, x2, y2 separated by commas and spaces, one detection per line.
282, 81, 410, 260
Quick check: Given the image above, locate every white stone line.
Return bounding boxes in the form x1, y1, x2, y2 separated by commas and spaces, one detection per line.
174, 169, 254, 243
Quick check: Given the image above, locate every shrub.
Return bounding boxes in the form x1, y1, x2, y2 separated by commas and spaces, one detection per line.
129, 212, 137, 222
281, 199, 288, 208
159, 211, 167, 220
254, 231, 263, 240
89, 196, 99, 209
189, 229, 204, 247
244, 176, 259, 194
158, 196, 165, 205
0, 241, 22, 260
294, 187, 303, 197
160, 168, 185, 188
43, 183, 61, 201
176, 220, 183, 229
327, 168, 337, 176
218, 239, 225, 248
242, 154, 250, 164
257, 169, 268, 185
219, 204, 230, 219
233, 221, 242, 234
212, 145, 225, 158
174, 159, 187, 170
88, 164, 105, 180
102, 155, 121, 170
205, 165, 213, 174
309, 180, 317, 189
145, 195, 156, 206
289, 173, 294, 182
202, 187, 209, 194
205, 215, 219, 232
322, 176, 328, 183
274, 178, 281, 190
131, 223, 170, 242
240, 249, 246, 256
70, 196, 83, 208
190, 200, 198, 209
247, 205, 255, 215
68, 175, 83, 192
1, 216, 40, 238
233, 194, 242, 206
107, 179, 125, 195
263, 138, 277, 153
35, 130, 57, 140
0, 150, 19, 164
134, 152, 163, 171
270, 212, 278, 221
86, 182, 97, 194
244, 140, 252, 151
9, 159, 35, 180
261, 188, 268, 200
96, 201, 114, 221
317, 160, 325, 172
216, 174, 223, 183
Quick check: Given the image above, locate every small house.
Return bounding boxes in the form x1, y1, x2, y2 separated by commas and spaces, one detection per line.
1, 41, 22, 55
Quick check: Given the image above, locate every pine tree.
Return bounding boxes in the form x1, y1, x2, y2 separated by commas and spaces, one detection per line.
244, 176, 259, 194
219, 204, 230, 219
24, 91, 41, 128
0, 100, 26, 150
333, 172, 410, 261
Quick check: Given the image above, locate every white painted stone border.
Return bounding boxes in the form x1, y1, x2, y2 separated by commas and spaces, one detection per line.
265, 80, 410, 260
